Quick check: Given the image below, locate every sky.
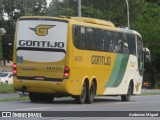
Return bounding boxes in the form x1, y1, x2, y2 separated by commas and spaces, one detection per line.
46, 0, 52, 7
3, 0, 52, 20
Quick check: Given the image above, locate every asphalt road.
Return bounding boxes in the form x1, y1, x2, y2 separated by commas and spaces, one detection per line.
0, 95, 160, 120
0, 95, 160, 111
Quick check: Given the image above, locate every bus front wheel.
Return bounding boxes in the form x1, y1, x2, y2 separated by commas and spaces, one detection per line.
121, 82, 132, 101
75, 82, 87, 104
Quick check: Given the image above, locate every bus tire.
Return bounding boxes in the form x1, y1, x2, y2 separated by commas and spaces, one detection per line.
85, 81, 96, 104
29, 92, 39, 102
75, 81, 87, 104
39, 94, 54, 103
46, 96, 54, 103
121, 82, 132, 101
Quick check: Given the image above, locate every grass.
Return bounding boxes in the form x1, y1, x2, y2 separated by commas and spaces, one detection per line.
0, 96, 29, 102
0, 84, 29, 102
157, 86, 160, 89
0, 84, 15, 94
141, 92, 160, 96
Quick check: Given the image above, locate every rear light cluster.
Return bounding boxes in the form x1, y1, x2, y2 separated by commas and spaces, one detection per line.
13, 63, 17, 75
64, 66, 70, 79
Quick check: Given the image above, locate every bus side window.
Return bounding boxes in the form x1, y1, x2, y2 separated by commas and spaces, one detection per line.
114, 32, 122, 53
73, 25, 81, 49
79, 27, 86, 49
104, 31, 111, 52
122, 33, 129, 54
109, 32, 114, 52
118, 33, 123, 53
86, 27, 93, 50
93, 29, 103, 51
128, 34, 136, 55
110, 32, 121, 53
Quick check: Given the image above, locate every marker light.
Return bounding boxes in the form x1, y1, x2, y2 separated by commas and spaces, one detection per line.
64, 66, 70, 79
13, 63, 17, 75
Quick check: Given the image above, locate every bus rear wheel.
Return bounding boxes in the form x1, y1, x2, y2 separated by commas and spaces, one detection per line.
29, 92, 39, 102
121, 82, 132, 101
75, 82, 87, 104
39, 95, 54, 103
85, 81, 96, 104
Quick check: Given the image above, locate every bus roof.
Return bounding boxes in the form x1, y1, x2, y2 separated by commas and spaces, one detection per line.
18, 16, 141, 38
19, 16, 115, 27
68, 17, 115, 27
119, 27, 142, 38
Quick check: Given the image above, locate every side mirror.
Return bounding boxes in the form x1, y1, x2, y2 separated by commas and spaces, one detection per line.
143, 47, 151, 63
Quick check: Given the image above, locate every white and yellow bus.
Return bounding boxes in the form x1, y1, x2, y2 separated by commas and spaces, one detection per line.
13, 16, 143, 104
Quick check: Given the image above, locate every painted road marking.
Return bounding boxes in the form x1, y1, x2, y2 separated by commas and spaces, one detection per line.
15, 107, 51, 111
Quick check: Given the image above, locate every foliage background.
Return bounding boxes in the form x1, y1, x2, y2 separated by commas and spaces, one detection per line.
0, 0, 160, 72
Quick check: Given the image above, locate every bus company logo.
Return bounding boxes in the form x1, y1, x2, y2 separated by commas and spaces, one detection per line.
30, 25, 55, 36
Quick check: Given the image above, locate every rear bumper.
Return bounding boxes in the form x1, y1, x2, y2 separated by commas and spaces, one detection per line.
13, 77, 68, 94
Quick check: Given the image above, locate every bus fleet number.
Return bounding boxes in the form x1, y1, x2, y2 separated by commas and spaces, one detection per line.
47, 67, 62, 70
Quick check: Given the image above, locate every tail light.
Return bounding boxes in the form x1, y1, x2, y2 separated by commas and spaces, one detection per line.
13, 63, 17, 75
64, 66, 70, 79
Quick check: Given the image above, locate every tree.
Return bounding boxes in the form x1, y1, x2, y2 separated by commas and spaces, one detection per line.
46, 0, 77, 16
0, 0, 47, 61
46, 0, 147, 26
0, 28, 6, 65
46, 0, 160, 72
145, 0, 160, 5
132, 2, 160, 69
0, 31, 2, 59
46, 0, 107, 18
1, 0, 47, 20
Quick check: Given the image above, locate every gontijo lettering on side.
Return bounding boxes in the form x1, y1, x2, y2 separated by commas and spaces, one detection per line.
91, 55, 111, 65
